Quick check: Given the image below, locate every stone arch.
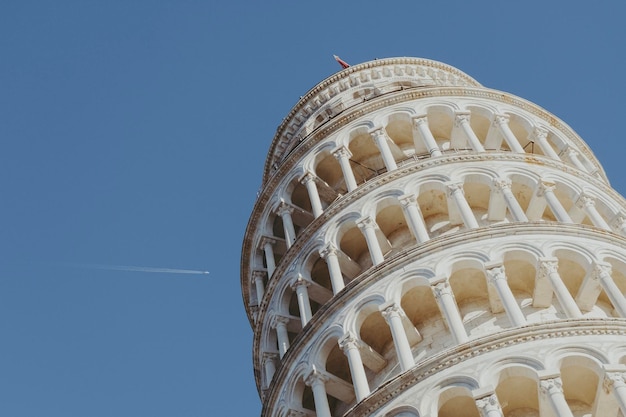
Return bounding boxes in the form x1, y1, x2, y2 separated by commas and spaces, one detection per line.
382, 109, 417, 157
425, 104, 457, 152
398, 273, 444, 354
506, 169, 541, 213
417, 178, 454, 238
312, 142, 348, 195
368, 191, 413, 255
353, 296, 394, 358
335, 212, 371, 272
457, 169, 498, 225
435, 377, 481, 417
492, 364, 541, 417
555, 351, 604, 414
447, 256, 493, 336
347, 123, 386, 179
302, 243, 334, 295
465, 104, 497, 146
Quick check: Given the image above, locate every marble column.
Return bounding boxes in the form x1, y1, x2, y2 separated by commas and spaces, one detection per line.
540, 377, 575, 417
604, 372, 626, 416
333, 146, 358, 192
433, 282, 468, 344
319, 243, 345, 294
455, 112, 485, 151
371, 128, 398, 172
576, 194, 611, 230
594, 262, 626, 318
529, 126, 560, 159
413, 115, 443, 157
262, 352, 279, 388
538, 181, 573, 223
561, 146, 588, 172
338, 333, 370, 401
494, 178, 528, 222
612, 213, 626, 236
380, 303, 414, 371
277, 202, 297, 248
538, 258, 582, 318
357, 216, 385, 265
493, 114, 525, 153
300, 172, 324, 218
447, 182, 479, 229
486, 265, 527, 326
305, 367, 332, 417
252, 270, 266, 304
291, 275, 313, 326
272, 315, 291, 358
398, 194, 430, 243
261, 237, 277, 277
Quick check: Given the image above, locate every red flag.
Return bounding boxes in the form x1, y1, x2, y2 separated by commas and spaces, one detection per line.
333, 54, 350, 69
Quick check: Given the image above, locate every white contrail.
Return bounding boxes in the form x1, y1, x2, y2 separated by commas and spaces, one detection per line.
65, 263, 210, 275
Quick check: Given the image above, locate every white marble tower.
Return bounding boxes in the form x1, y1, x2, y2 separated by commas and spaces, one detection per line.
241, 57, 626, 417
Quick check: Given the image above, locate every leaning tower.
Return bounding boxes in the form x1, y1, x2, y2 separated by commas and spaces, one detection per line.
241, 57, 626, 417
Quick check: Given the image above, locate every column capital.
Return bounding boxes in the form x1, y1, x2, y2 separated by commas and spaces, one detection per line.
475, 393, 501, 415
566, 146, 579, 158
259, 236, 277, 248
290, 275, 311, 291
537, 180, 556, 196
540, 377, 564, 395
304, 365, 329, 387
276, 202, 294, 216
252, 270, 266, 281
369, 126, 386, 139
380, 302, 403, 321
271, 315, 290, 328
575, 193, 596, 210
593, 261, 612, 279
612, 212, 626, 229
538, 258, 559, 278
319, 243, 338, 259
411, 114, 428, 127
485, 264, 506, 284
604, 372, 626, 393
454, 111, 471, 127
493, 178, 512, 191
332, 146, 353, 160
338, 333, 360, 352
299, 171, 316, 185
529, 126, 549, 142
446, 181, 465, 197
492, 113, 510, 126
357, 216, 377, 231
262, 351, 279, 364
398, 194, 418, 208
433, 281, 454, 300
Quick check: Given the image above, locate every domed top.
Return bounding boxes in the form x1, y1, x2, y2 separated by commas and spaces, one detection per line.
262, 57, 482, 185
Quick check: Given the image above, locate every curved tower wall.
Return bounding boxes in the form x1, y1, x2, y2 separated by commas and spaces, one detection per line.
241, 57, 626, 417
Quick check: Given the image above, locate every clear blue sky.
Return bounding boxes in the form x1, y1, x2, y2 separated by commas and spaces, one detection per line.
1, 1, 625, 416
